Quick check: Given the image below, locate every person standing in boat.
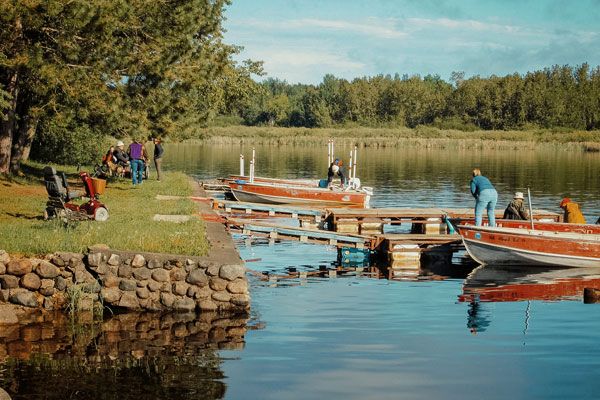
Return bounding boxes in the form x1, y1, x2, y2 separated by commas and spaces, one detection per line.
327, 158, 347, 188
559, 198, 586, 223
503, 192, 529, 220
470, 168, 498, 227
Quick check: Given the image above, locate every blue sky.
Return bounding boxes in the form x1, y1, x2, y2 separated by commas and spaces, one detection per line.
222, 0, 600, 84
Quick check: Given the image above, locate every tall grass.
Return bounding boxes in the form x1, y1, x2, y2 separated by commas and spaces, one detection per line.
0, 162, 209, 256
192, 126, 600, 149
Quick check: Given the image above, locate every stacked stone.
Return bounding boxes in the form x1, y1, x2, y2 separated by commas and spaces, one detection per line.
87, 251, 249, 312
0, 250, 97, 311
0, 249, 250, 313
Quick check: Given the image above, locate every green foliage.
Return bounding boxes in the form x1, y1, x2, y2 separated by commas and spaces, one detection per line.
222, 64, 600, 133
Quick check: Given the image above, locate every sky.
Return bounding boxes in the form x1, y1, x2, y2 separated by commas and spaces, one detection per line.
222, 0, 600, 84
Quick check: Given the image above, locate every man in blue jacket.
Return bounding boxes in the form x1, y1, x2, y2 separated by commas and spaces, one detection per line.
470, 168, 498, 226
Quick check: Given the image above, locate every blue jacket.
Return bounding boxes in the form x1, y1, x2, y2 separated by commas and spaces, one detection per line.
470, 175, 495, 198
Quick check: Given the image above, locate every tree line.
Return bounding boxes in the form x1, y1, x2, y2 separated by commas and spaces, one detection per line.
0, 0, 263, 172
232, 65, 600, 132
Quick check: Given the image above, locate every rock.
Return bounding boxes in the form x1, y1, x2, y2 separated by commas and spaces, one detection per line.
209, 277, 228, 291
160, 282, 172, 292
160, 292, 175, 307
88, 244, 110, 252
189, 285, 211, 299
118, 265, 132, 278
118, 293, 140, 309
54, 276, 67, 291
39, 279, 55, 296
84, 280, 101, 293
94, 264, 111, 275
172, 282, 189, 296
136, 287, 150, 299
197, 299, 218, 311
0, 275, 19, 289
186, 258, 196, 267
101, 287, 121, 303
131, 254, 145, 267
102, 275, 120, 288
0, 250, 10, 264
119, 279, 137, 291
227, 279, 248, 294
147, 281, 161, 292
170, 268, 186, 282
219, 264, 246, 281
74, 269, 94, 284
186, 269, 208, 286
0, 263, 5, 275
0, 289, 9, 302
152, 268, 169, 282
207, 264, 220, 276
132, 267, 151, 280
173, 297, 196, 312
231, 294, 251, 307
35, 261, 60, 278
163, 262, 174, 271
107, 254, 121, 266
9, 289, 38, 307
50, 255, 65, 267
136, 280, 147, 288
147, 258, 163, 269
43, 297, 54, 310
0, 304, 19, 324
212, 291, 231, 302
59, 269, 72, 278
7, 259, 32, 276
87, 252, 103, 267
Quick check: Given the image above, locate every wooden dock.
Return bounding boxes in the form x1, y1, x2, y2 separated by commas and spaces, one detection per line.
213, 199, 325, 224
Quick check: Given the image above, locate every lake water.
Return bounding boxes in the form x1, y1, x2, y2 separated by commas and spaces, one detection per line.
1, 143, 600, 399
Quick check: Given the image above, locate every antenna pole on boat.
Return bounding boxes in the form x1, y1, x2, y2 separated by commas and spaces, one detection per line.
348, 149, 353, 181
352, 146, 357, 181
527, 187, 535, 230
239, 154, 245, 177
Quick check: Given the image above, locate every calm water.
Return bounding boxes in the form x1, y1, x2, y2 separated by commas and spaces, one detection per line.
2, 144, 600, 399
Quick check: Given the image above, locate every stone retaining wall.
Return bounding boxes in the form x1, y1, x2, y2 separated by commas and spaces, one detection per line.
0, 248, 249, 314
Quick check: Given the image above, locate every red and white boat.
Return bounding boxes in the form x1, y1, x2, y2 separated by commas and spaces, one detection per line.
227, 179, 372, 207
456, 223, 600, 268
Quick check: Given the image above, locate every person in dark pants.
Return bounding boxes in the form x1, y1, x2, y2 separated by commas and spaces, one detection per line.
503, 192, 530, 220
153, 137, 164, 181
470, 168, 498, 227
327, 158, 346, 188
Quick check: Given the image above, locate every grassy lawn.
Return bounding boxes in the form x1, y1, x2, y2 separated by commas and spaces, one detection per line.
0, 162, 209, 257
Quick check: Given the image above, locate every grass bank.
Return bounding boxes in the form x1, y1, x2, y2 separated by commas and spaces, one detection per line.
195, 126, 600, 150
0, 162, 208, 256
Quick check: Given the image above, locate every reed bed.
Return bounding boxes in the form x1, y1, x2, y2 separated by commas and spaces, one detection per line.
195, 126, 600, 150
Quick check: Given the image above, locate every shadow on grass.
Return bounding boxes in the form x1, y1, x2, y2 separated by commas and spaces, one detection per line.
6, 212, 45, 221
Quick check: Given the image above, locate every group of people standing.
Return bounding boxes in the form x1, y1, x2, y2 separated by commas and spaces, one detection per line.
470, 168, 595, 225
103, 137, 164, 185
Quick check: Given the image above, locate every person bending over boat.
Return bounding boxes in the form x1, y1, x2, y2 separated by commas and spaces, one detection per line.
559, 198, 586, 223
470, 168, 498, 227
503, 192, 529, 220
327, 159, 347, 188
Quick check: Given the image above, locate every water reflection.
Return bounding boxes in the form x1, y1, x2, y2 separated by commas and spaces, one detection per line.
460, 265, 600, 302
0, 311, 251, 399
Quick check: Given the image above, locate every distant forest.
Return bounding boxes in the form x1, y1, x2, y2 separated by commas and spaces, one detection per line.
225, 64, 600, 132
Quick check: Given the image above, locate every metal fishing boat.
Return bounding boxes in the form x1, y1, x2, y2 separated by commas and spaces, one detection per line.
456, 223, 600, 268
227, 179, 372, 207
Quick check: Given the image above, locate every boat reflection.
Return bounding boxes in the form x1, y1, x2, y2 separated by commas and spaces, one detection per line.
0, 311, 254, 399
459, 265, 600, 302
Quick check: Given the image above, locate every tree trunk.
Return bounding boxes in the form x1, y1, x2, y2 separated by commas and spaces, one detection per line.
0, 72, 18, 174
10, 113, 38, 174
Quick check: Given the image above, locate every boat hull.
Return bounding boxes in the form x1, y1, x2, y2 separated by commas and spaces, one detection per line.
229, 182, 370, 207
458, 225, 600, 268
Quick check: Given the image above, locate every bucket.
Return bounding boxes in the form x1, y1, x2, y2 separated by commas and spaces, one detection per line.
91, 178, 107, 195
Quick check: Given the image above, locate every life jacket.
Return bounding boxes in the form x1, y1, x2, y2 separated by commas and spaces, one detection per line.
564, 202, 586, 224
